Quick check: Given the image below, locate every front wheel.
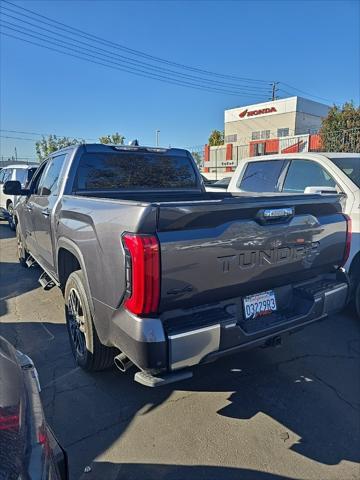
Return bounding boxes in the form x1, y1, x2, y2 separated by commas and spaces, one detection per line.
7, 203, 15, 230
64, 270, 116, 371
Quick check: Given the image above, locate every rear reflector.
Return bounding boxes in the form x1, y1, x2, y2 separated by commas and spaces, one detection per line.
341, 214, 352, 267
122, 233, 160, 315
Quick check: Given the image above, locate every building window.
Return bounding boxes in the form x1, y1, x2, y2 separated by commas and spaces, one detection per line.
261, 130, 270, 139
277, 128, 289, 137
225, 134, 237, 143
252, 131, 260, 140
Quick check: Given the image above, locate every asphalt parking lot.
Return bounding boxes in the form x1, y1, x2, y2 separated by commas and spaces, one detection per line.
0, 221, 359, 480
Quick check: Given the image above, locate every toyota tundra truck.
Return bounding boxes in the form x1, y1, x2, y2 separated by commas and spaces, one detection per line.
5, 144, 350, 387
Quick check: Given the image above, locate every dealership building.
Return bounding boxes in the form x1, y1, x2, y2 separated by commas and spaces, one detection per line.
204, 96, 330, 176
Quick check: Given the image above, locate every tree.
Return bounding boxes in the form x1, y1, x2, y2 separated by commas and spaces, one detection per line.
35, 135, 84, 161
320, 102, 360, 152
191, 151, 203, 167
208, 129, 224, 146
99, 132, 125, 145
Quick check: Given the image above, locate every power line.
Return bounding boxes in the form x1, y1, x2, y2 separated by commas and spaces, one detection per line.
0, 30, 268, 98
0, 129, 97, 140
278, 85, 335, 104
1, 0, 271, 85
0, 134, 38, 141
0, 10, 271, 94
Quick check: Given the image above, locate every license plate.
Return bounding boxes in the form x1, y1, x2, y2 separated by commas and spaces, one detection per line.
243, 290, 277, 320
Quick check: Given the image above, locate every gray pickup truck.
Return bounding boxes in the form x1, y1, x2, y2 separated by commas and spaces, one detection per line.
5, 144, 350, 386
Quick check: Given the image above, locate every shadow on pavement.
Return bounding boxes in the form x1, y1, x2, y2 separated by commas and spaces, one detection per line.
0, 313, 358, 479
0, 221, 14, 239
81, 462, 299, 480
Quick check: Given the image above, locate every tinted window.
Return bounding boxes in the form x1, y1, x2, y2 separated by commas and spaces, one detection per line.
330, 157, 360, 188
37, 155, 66, 196
282, 160, 336, 193
74, 152, 198, 190
14, 168, 28, 186
239, 160, 287, 192
0, 168, 12, 183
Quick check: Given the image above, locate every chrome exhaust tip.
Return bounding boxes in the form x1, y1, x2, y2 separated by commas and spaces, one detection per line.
114, 352, 133, 372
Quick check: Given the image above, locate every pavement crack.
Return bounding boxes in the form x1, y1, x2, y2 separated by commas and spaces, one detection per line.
310, 372, 360, 411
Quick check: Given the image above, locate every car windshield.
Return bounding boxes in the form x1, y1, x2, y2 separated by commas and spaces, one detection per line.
330, 157, 360, 188
14, 168, 28, 187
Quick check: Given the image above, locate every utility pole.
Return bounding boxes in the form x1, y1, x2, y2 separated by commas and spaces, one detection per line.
14, 146, 18, 162
270, 81, 279, 101
155, 129, 160, 147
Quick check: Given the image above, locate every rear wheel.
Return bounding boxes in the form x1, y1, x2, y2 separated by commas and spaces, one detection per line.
7, 203, 15, 230
16, 226, 29, 267
64, 270, 116, 371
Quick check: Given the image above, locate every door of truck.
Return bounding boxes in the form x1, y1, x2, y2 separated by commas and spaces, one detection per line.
30, 154, 67, 275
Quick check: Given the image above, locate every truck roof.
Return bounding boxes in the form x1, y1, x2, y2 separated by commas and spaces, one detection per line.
49, 143, 190, 156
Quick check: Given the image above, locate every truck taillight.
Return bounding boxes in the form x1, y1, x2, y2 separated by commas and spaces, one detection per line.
122, 233, 160, 315
341, 214, 352, 267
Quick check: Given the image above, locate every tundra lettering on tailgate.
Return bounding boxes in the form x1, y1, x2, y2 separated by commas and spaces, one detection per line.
218, 242, 320, 273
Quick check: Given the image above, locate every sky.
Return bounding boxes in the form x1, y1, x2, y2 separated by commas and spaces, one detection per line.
0, 0, 359, 161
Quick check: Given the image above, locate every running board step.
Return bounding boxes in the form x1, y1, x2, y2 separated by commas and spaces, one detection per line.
25, 255, 37, 268
134, 369, 193, 387
38, 271, 55, 290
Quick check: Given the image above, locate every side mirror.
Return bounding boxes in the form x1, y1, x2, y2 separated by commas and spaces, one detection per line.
3, 180, 28, 196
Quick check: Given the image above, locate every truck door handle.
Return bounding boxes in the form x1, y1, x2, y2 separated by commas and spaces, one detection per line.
42, 208, 50, 217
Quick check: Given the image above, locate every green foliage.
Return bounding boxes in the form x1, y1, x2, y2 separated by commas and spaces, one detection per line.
99, 132, 125, 145
208, 129, 224, 146
320, 102, 360, 152
35, 135, 84, 161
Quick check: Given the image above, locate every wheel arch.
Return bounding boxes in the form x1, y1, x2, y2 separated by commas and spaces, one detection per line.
56, 238, 95, 316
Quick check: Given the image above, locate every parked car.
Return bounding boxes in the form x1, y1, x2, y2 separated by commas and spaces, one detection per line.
200, 174, 216, 185
206, 176, 232, 191
5, 144, 350, 387
0, 336, 68, 479
0, 164, 37, 229
227, 153, 359, 316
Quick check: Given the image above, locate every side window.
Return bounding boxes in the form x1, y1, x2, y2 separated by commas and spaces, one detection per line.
29, 163, 48, 194
36, 154, 66, 196
239, 160, 288, 192
1, 169, 12, 183
282, 160, 336, 193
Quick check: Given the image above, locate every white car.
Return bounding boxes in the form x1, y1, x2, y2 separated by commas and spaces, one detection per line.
227, 152, 360, 316
0, 164, 37, 229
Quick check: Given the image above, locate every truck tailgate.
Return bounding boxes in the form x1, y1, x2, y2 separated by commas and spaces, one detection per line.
156, 195, 347, 311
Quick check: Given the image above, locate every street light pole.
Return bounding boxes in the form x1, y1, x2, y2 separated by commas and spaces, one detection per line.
156, 130, 160, 147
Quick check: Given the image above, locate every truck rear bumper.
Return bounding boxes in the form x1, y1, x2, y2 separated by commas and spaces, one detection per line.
110, 272, 348, 378
167, 273, 348, 371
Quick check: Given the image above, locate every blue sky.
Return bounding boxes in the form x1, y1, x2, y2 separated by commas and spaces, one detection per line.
0, 0, 359, 160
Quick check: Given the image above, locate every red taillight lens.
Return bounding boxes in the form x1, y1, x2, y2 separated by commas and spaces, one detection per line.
341, 214, 352, 267
122, 233, 160, 315
0, 413, 19, 431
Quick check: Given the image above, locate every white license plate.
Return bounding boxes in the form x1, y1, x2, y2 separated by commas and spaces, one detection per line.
243, 290, 277, 320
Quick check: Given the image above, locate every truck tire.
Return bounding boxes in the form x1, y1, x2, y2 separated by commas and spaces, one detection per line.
7, 203, 15, 231
64, 270, 116, 371
16, 226, 29, 267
